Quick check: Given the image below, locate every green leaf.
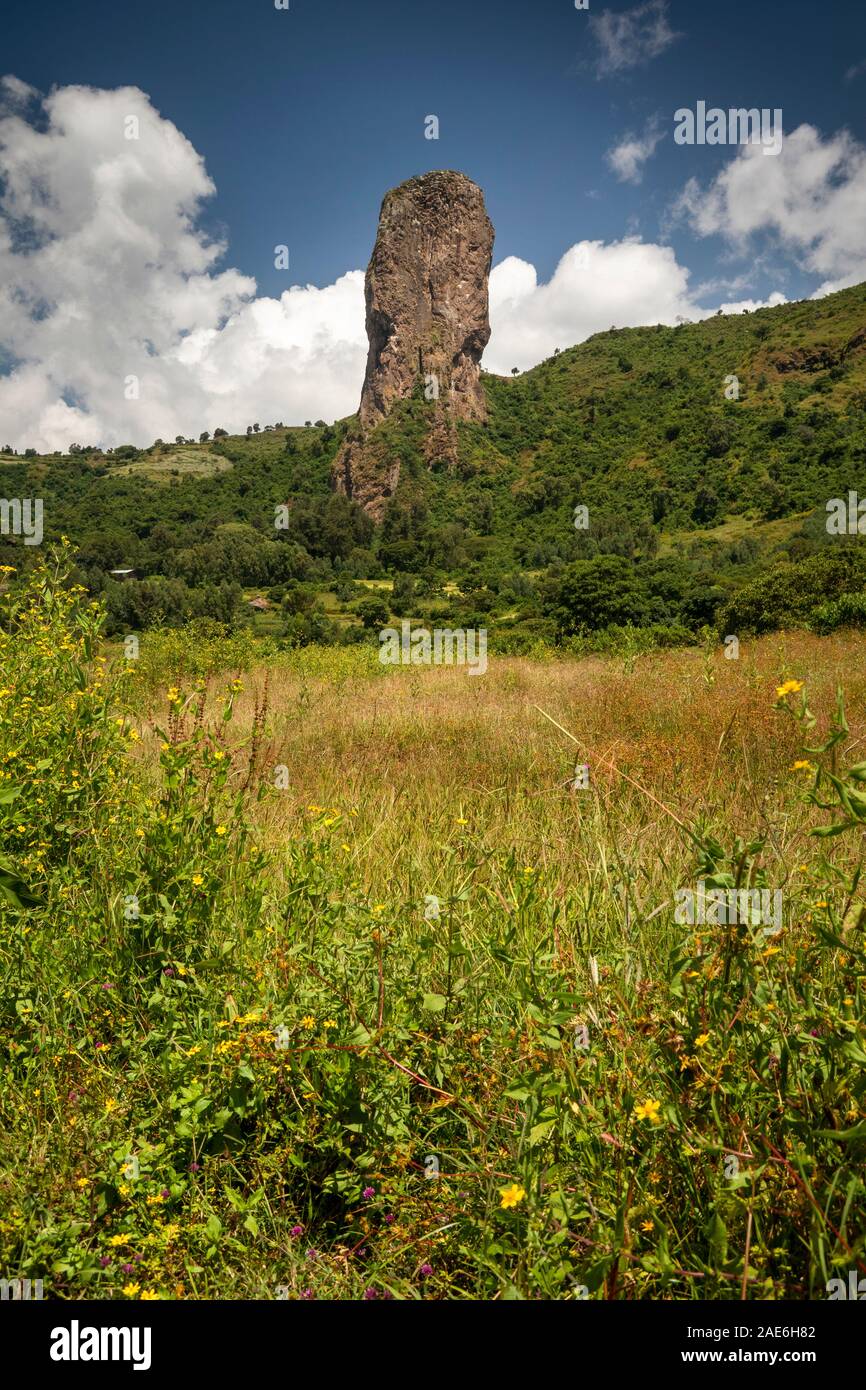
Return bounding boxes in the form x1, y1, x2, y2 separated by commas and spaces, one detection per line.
205, 1214, 222, 1242
422, 993, 447, 1013
529, 1119, 556, 1147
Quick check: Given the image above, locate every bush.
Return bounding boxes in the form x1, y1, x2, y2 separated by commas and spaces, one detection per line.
355, 596, 390, 630
542, 555, 652, 636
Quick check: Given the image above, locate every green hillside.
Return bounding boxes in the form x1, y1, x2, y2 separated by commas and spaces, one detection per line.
1, 281, 865, 645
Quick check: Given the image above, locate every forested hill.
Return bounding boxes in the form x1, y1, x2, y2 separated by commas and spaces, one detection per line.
377, 277, 866, 568
1, 281, 864, 642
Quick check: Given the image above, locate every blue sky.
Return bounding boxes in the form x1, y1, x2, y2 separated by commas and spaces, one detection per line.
1, 0, 865, 447
6, 0, 863, 296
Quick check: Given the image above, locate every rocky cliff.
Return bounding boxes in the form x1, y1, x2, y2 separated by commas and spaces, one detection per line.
332, 171, 494, 520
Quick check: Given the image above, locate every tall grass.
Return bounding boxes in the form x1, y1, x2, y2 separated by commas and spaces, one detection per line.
1, 554, 864, 1300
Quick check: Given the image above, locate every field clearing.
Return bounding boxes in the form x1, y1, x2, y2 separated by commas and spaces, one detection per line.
132, 630, 866, 900
112, 448, 232, 480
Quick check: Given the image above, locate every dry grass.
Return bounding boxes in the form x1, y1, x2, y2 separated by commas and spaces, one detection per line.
138, 629, 866, 907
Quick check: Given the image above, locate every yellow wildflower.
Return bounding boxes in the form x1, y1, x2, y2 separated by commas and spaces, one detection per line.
634, 1099, 662, 1124
499, 1183, 526, 1210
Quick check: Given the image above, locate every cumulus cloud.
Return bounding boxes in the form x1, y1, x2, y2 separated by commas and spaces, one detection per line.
0, 80, 835, 449
606, 117, 666, 182
485, 240, 787, 373
0, 81, 367, 452
1, 74, 39, 109
673, 122, 866, 297
589, 0, 680, 77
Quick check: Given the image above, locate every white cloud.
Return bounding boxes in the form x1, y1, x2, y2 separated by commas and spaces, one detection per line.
0, 81, 832, 450
0, 74, 39, 109
606, 117, 666, 183
715, 292, 787, 314
673, 122, 866, 297
485, 240, 787, 373
844, 59, 866, 82
0, 81, 367, 452
589, 0, 680, 77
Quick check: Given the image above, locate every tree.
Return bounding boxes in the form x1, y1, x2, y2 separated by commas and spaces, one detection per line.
253, 423, 260, 433
390, 572, 416, 615
543, 556, 651, 635
511, 367, 519, 376
692, 486, 719, 525
213, 428, 228, 439
199, 431, 210, 442
356, 595, 390, 630
175, 435, 184, 444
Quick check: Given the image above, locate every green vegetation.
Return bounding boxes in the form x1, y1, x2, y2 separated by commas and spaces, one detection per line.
2, 282, 865, 649
2, 555, 866, 1300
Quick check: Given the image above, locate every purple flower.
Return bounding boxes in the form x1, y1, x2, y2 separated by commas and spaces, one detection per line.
419, 1263, 433, 1277
160, 1188, 170, 1199
305, 1248, 317, 1261
99, 1256, 111, 1268
362, 1186, 375, 1200
101, 983, 113, 990
384, 1212, 395, 1224
363, 1287, 378, 1300
121, 1263, 134, 1275
301, 1289, 314, 1299
290, 1225, 303, 1238
382, 1290, 394, 1300
163, 967, 175, 977
189, 1162, 200, 1172
133, 1253, 143, 1263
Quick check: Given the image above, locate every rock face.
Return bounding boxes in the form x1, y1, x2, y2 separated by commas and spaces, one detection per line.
332, 171, 494, 520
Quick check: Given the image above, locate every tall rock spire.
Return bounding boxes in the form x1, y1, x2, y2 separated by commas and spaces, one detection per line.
332, 171, 494, 520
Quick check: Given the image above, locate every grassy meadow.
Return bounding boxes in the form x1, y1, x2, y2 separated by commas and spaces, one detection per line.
2, 552, 866, 1300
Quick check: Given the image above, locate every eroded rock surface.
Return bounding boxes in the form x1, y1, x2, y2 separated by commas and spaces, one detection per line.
332, 171, 494, 520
